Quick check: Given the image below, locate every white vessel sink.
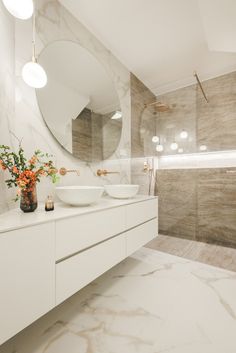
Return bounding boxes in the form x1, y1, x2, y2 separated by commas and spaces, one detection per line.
56, 186, 104, 206
105, 184, 139, 199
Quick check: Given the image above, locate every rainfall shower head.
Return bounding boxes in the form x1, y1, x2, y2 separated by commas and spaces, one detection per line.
144, 101, 170, 112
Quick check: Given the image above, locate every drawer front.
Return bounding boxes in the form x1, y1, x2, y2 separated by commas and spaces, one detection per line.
56, 207, 126, 260
126, 198, 158, 229
56, 234, 126, 305
126, 218, 158, 256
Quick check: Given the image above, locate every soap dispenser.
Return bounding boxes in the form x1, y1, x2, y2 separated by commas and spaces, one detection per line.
45, 195, 54, 212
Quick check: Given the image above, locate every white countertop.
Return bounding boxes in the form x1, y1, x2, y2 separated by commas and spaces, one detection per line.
0, 195, 157, 234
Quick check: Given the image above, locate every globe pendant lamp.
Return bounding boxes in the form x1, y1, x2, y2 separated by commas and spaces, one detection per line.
2, 0, 34, 20
22, 4, 47, 89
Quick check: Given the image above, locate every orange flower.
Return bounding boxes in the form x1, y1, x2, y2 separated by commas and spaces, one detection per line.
0, 160, 7, 170
12, 166, 19, 174
29, 155, 38, 165
17, 170, 37, 191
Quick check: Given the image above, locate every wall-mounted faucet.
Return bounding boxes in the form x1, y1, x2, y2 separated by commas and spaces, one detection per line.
143, 158, 156, 196
59, 167, 80, 176
143, 160, 153, 173
96, 169, 120, 177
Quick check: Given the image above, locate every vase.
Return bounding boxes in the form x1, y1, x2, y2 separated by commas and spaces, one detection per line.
20, 185, 38, 213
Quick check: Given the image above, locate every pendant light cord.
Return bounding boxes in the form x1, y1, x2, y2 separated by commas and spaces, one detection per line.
32, 0, 36, 62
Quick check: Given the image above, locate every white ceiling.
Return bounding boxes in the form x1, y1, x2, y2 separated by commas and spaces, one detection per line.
198, 0, 236, 53
59, 0, 236, 95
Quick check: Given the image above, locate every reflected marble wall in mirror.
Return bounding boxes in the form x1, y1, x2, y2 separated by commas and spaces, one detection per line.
36, 41, 122, 162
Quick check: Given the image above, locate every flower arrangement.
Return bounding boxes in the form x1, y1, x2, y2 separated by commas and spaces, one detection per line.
0, 143, 59, 211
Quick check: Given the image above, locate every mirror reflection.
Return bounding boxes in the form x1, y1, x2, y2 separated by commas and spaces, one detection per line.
36, 41, 122, 162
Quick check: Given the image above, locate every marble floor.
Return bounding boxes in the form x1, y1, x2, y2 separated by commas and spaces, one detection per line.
147, 234, 236, 272
1, 246, 236, 353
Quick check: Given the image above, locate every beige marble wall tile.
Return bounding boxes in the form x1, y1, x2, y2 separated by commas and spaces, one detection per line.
156, 167, 236, 248
156, 169, 197, 240
197, 72, 236, 151
197, 167, 236, 247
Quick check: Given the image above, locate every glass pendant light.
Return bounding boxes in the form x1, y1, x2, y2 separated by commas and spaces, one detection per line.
22, 3, 47, 88
2, 0, 34, 19
180, 129, 188, 139
199, 145, 207, 151
152, 136, 159, 143
170, 142, 178, 151
156, 144, 164, 152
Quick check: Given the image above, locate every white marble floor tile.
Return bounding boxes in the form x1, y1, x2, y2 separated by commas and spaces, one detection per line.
1, 247, 236, 353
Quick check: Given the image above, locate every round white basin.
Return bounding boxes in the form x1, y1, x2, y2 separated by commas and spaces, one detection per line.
104, 184, 139, 199
56, 186, 104, 206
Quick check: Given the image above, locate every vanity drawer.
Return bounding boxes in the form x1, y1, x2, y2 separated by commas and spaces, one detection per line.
126, 198, 158, 229
126, 218, 158, 256
56, 233, 126, 304
55, 207, 126, 260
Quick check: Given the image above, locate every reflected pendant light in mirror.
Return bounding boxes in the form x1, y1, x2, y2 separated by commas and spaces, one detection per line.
22, 3, 47, 88
2, 0, 34, 19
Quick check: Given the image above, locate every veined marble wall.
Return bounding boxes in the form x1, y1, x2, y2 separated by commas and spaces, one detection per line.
0, 3, 16, 213
0, 0, 131, 213
156, 167, 236, 248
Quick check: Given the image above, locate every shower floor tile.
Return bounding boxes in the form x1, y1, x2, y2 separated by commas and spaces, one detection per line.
147, 234, 236, 272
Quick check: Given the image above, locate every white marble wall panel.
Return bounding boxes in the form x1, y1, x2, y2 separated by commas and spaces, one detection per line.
0, 3, 16, 213
0, 0, 131, 212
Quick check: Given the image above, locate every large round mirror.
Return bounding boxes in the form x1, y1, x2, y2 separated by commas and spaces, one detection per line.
36, 41, 122, 162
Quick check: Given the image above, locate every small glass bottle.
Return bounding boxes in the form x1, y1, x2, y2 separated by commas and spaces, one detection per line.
45, 195, 54, 212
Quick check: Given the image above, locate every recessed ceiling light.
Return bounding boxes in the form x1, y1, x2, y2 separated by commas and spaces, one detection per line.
111, 111, 122, 120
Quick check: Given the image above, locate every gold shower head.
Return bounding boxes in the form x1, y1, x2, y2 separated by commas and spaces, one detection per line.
144, 101, 170, 112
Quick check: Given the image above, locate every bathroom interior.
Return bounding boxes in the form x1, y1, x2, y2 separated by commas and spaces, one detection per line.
0, 0, 236, 352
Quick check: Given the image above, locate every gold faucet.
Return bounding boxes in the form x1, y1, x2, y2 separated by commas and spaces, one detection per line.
96, 169, 120, 177
143, 161, 153, 173
59, 167, 80, 176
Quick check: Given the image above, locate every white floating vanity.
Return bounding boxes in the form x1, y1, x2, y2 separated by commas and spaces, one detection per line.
0, 195, 158, 345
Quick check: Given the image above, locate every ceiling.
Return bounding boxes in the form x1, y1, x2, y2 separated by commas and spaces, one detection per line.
59, 0, 236, 95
